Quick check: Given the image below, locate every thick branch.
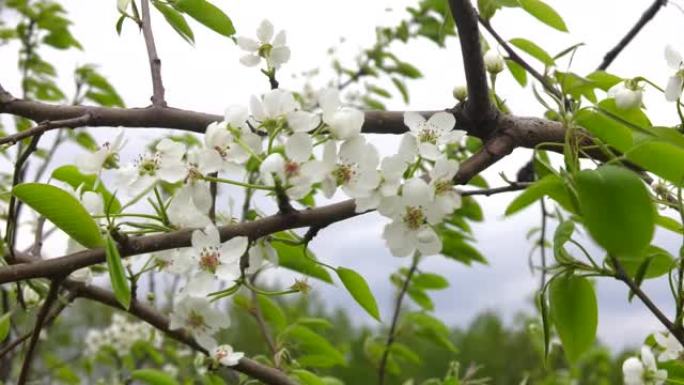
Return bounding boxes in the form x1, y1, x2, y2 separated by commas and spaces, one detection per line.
448, 0, 496, 130
597, 0, 667, 71
140, 0, 166, 106
64, 280, 296, 385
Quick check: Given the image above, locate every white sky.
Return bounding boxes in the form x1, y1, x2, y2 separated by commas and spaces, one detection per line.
2, 0, 684, 352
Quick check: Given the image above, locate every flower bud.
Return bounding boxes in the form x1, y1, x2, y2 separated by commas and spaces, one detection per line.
484, 50, 504, 74
452, 85, 468, 102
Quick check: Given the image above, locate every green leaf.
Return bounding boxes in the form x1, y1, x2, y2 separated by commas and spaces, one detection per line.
131, 369, 179, 385
154, 0, 195, 43
506, 59, 527, 87
407, 286, 434, 311
0, 312, 10, 342
619, 245, 676, 279
509, 38, 554, 65
336, 267, 381, 321
51, 165, 121, 214
518, 0, 568, 32
176, 0, 235, 37
412, 272, 449, 290
391, 77, 409, 103
505, 174, 573, 215
394, 61, 422, 79
282, 325, 345, 368
272, 233, 333, 283
549, 275, 597, 363
586, 71, 622, 91
553, 220, 574, 263
575, 108, 633, 152
440, 229, 488, 265
575, 166, 655, 257
478, 0, 501, 20
626, 140, 684, 185
105, 234, 131, 310
257, 295, 287, 332
13, 183, 103, 248
291, 370, 325, 385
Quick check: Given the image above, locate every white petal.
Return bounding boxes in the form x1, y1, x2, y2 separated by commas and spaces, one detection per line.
224, 105, 249, 128
403, 178, 432, 205
157, 138, 186, 160
622, 357, 644, 385
427, 111, 456, 131
665, 75, 683, 102
403, 111, 425, 131
287, 110, 319, 132
397, 133, 418, 162
257, 20, 274, 42
190, 182, 212, 212
240, 54, 261, 67
221, 236, 249, 260
666, 45, 683, 69
273, 30, 286, 46
193, 225, 220, 248
250, 95, 266, 121
158, 162, 186, 183
81, 191, 103, 215
318, 88, 340, 114
269, 46, 290, 66
416, 227, 442, 256
237, 36, 259, 52
418, 142, 441, 161
339, 135, 365, 162
285, 133, 313, 163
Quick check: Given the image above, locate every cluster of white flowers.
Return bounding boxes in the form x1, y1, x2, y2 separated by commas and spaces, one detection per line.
622, 331, 683, 385
84, 314, 161, 357
67, 19, 472, 367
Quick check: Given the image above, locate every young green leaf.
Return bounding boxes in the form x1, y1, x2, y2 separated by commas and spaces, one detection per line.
153, 0, 195, 44
505, 174, 573, 215
13, 183, 103, 248
336, 267, 381, 321
131, 369, 179, 385
509, 38, 554, 65
105, 234, 131, 310
518, 0, 568, 32
272, 232, 333, 283
626, 140, 684, 186
0, 312, 11, 342
506, 59, 527, 87
412, 272, 449, 290
176, 0, 235, 37
51, 165, 121, 214
549, 275, 597, 363
575, 166, 655, 257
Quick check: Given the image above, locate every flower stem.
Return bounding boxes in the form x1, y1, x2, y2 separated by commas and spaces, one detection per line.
202, 175, 274, 191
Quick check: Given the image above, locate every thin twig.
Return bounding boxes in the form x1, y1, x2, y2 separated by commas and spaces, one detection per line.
140, 0, 166, 106
378, 253, 420, 385
597, 0, 668, 70
478, 16, 561, 99
539, 199, 548, 289
0, 115, 91, 146
17, 277, 64, 385
459, 182, 530, 197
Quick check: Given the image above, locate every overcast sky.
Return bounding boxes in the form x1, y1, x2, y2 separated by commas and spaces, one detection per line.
2, 0, 684, 351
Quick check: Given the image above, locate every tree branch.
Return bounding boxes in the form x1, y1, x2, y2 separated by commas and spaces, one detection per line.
64, 280, 296, 385
448, 0, 496, 131
597, 0, 667, 71
17, 277, 64, 385
0, 114, 91, 146
140, 0, 166, 106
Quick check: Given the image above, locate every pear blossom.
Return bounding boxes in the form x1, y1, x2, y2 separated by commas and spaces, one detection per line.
237, 19, 290, 69
167, 184, 212, 229
259, 134, 324, 199
380, 178, 444, 257
169, 296, 230, 350
354, 153, 411, 213
429, 157, 462, 217
22, 285, 41, 307
665, 45, 684, 102
211, 344, 245, 367
154, 249, 191, 275
453, 85, 468, 102
76, 128, 124, 175
319, 88, 365, 140
116, 138, 186, 193
403, 111, 464, 161
198, 106, 262, 173
247, 238, 278, 273
182, 226, 247, 296
320, 136, 380, 199
623, 346, 667, 385
484, 50, 504, 74
609, 80, 643, 110
654, 331, 683, 361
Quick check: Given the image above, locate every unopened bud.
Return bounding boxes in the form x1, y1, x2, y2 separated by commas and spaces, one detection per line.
453, 85, 468, 102
484, 50, 504, 74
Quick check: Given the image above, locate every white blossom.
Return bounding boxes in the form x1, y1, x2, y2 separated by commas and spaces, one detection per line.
76, 128, 124, 175
623, 346, 667, 385
380, 178, 444, 257
169, 296, 230, 350
654, 331, 683, 361
198, 106, 262, 173
403, 111, 464, 161
319, 88, 364, 140
259, 134, 325, 199
609, 80, 643, 110
237, 20, 290, 69
429, 157, 462, 217
320, 136, 380, 199
665, 45, 684, 102
182, 226, 247, 296
211, 344, 245, 367
116, 138, 186, 193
